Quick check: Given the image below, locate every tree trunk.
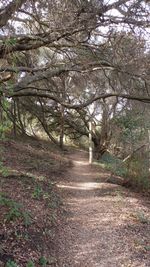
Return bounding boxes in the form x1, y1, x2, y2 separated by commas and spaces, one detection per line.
89, 121, 93, 164
94, 144, 107, 159
16, 99, 26, 135
59, 104, 65, 149
13, 99, 17, 137
92, 134, 109, 159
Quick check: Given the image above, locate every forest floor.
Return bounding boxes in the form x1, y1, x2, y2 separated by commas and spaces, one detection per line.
0, 137, 150, 267
0, 137, 71, 267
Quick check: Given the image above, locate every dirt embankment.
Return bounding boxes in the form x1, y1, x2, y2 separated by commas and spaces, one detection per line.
0, 137, 71, 267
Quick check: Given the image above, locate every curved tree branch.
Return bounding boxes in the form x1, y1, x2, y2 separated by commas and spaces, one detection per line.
10, 91, 150, 108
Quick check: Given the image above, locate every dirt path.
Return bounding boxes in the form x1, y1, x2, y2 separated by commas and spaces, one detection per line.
56, 151, 150, 267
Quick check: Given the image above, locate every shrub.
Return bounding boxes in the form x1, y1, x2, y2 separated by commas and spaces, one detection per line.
0, 194, 32, 226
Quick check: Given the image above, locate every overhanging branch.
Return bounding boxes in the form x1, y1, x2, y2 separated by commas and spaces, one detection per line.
10, 92, 150, 108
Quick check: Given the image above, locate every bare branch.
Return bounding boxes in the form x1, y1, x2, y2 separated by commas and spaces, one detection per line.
10, 92, 150, 108
0, 0, 27, 28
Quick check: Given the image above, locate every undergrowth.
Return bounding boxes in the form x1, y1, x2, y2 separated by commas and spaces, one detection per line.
96, 152, 150, 191
0, 193, 32, 226
6, 257, 49, 267
0, 136, 67, 266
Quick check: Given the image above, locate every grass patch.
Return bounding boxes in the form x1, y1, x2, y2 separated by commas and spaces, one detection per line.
0, 193, 32, 226
6, 260, 19, 267
6, 256, 55, 267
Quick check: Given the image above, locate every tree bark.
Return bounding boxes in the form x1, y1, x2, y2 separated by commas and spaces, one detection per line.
59, 104, 65, 149
89, 121, 93, 164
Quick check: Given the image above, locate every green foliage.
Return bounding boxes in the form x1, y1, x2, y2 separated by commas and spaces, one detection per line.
135, 211, 150, 224
48, 190, 62, 209
26, 260, 35, 267
39, 256, 48, 266
126, 153, 150, 190
3, 38, 17, 47
98, 152, 150, 191
0, 161, 9, 176
0, 98, 12, 139
0, 194, 32, 226
6, 259, 36, 267
114, 112, 149, 145
99, 152, 128, 177
22, 210, 32, 226
6, 260, 18, 267
112, 109, 150, 191
32, 185, 43, 200
5, 205, 22, 221
0, 120, 11, 139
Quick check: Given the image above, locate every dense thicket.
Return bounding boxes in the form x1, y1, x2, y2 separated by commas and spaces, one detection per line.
0, 1, 150, 180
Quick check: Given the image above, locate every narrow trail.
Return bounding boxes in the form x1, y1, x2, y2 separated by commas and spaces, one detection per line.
57, 151, 150, 267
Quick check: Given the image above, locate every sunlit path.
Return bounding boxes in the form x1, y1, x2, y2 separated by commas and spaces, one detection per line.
57, 151, 150, 267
